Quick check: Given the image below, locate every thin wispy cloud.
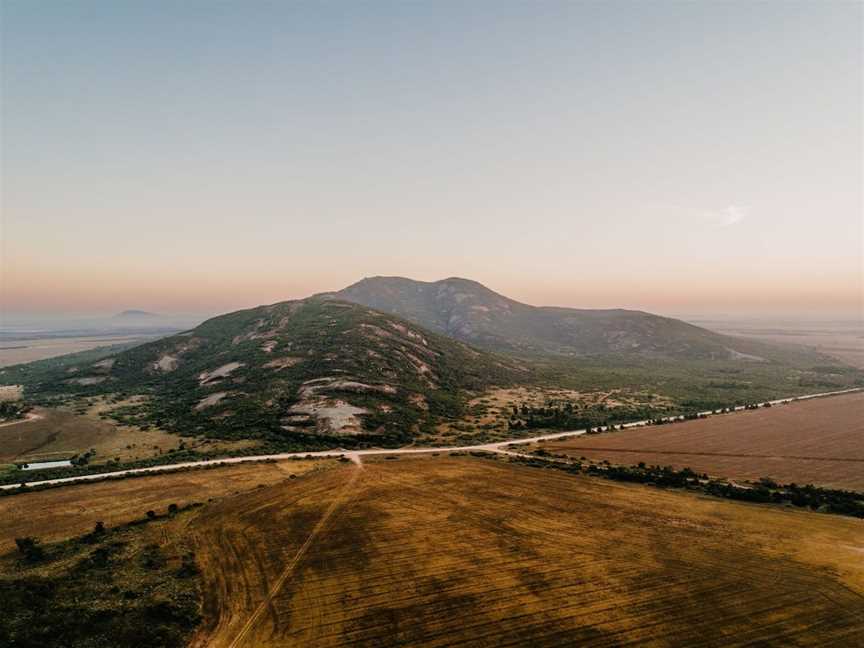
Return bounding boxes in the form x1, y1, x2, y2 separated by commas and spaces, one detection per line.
704, 205, 748, 228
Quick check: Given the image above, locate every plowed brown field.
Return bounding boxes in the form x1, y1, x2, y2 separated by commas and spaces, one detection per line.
189, 456, 864, 648
539, 391, 864, 489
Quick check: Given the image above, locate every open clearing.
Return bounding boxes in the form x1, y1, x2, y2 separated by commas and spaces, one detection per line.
0, 407, 186, 464
538, 391, 864, 490
0, 459, 334, 547
0, 404, 258, 464
187, 456, 864, 647
0, 385, 22, 401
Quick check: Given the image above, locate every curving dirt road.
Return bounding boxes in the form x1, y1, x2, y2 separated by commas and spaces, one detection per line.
0, 411, 43, 428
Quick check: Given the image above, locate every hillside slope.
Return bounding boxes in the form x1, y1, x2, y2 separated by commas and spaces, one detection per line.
328, 276, 826, 363
14, 299, 527, 447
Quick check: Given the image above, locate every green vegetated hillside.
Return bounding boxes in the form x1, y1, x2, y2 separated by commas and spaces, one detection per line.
329, 276, 825, 364
5, 299, 527, 448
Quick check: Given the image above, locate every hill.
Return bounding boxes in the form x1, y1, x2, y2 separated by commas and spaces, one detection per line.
17, 299, 527, 448
328, 276, 820, 363
113, 310, 161, 319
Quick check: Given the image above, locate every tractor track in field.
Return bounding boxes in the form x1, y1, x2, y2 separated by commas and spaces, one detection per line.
225, 466, 363, 648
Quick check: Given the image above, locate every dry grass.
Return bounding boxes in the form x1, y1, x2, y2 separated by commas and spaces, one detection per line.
0, 459, 334, 548
538, 391, 864, 490
0, 407, 181, 463
188, 456, 864, 647
0, 385, 22, 401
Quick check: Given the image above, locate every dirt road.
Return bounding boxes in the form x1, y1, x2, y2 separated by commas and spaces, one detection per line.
0, 412, 43, 429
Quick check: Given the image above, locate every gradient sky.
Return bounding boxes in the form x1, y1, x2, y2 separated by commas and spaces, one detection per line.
2, 1, 862, 321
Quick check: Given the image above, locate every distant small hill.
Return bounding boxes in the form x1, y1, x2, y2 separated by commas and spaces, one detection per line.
113, 310, 161, 319
327, 276, 824, 363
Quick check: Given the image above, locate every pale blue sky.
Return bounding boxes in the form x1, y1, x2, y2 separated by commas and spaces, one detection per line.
2, 1, 861, 318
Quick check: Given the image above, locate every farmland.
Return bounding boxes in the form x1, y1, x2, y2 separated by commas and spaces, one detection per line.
0, 458, 334, 547
536, 391, 864, 490
188, 456, 864, 647
2, 394, 863, 647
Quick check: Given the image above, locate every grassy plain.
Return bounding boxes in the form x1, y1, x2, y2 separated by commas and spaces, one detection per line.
0, 400, 260, 465
0, 459, 334, 547
187, 456, 864, 647
537, 391, 864, 490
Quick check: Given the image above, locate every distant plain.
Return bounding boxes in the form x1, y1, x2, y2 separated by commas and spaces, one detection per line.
697, 319, 864, 369
0, 335, 150, 367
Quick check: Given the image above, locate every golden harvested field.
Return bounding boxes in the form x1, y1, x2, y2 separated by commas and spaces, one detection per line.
538, 392, 864, 490
188, 456, 864, 647
0, 459, 334, 547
